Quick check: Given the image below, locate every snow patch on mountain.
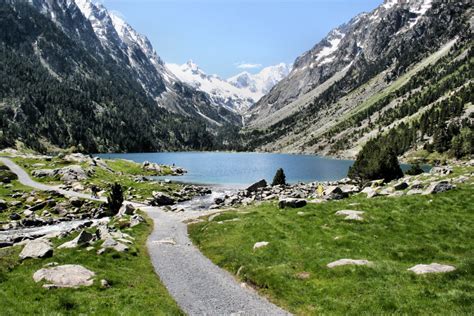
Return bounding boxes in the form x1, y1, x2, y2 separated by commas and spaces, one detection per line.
167, 61, 291, 113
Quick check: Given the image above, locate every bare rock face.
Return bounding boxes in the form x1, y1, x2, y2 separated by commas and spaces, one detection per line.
327, 259, 372, 268
19, 239, 53, 260
408, 263, 456, 275
33, 265, 95, 288
246, 180, 267, 193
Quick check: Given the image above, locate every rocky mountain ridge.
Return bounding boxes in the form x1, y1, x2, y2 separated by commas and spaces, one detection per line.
244, 0, 473, 159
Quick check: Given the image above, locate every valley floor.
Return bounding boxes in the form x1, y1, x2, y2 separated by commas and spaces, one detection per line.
189, 168, 474, 315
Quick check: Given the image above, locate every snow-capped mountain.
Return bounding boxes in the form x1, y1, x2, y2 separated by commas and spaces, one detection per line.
166, 61, 290, 113
247, 0, 460, 125
28, 0, 240, 126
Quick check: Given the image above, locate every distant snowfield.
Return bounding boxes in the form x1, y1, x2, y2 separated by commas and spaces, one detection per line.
166, 61, 291, 113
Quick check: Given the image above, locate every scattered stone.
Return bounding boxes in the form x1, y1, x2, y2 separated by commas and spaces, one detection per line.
19, 239, 53, 260
150, 192, 175, 206
278, 198, 307, 209
394, 182, 409, 191
58, 230, 94, 249
130, 214, 145, 227
335, 210, 365, 221
100, 279, 110, 288
9, 213, 21, 220
324, 186, 348, 200
0, 199, 7, 211
118, 203, 135, 216
423, 181, 455, 195
407, 189, 423, 195
430, 166, 452, 176
296, 272, 311, 280
327, 259, 372, 268
101, 238, 129, 252
253, 241, 269, 250
362, 187, 379, 198
33, 264, 95, 288
408, 263, 456, 275
246, 179, 267, 193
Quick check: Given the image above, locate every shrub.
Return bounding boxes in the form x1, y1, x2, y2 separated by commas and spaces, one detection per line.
107, 182, 124, 216
272, 168, 287, 186
405, 164, 424, 176
348, 140, 403, 183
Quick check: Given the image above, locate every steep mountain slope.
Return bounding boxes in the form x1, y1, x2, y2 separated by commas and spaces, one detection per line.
0, 1, 240, 152
167, 61, 290, 114
245, 0, 473, 159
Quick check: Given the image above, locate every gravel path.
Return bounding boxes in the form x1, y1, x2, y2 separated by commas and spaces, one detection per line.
0, 157, 290, 315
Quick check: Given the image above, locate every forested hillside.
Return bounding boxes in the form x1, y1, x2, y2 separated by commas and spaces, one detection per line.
0, 2, 239, 153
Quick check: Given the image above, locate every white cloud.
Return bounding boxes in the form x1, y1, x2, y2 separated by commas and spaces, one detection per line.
236, 63, 262, 69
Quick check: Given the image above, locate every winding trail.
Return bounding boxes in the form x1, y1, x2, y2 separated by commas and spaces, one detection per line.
0, 157, 289, 316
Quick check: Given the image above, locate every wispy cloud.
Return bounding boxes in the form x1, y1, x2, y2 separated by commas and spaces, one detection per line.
236, 62, 262, 69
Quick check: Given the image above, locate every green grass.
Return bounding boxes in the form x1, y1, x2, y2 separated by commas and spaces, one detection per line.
0, 216, 183, 315
189, 184, 474, 315
10, 156, 182, 202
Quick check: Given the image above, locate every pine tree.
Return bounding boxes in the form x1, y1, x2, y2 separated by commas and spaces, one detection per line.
107, 182, 124, 216
272, 168, 287, 186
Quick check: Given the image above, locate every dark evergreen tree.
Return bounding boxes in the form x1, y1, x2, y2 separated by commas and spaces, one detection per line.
348, 140, 403, 183
272, 168, 287, 186
107, 183, 124, 216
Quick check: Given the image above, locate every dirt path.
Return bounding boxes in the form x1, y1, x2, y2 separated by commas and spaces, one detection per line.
0, 157, 289, 316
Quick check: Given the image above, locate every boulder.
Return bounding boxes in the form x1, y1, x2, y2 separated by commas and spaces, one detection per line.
324, 186, 348, 200
32, 169, 55, 178
408, 263, 456, 275
336, 210, 364, 221
0, 199, 7, 211
19, 239, 53, 260
58, 230, 94, 249
361, 187, 378, 198
423, 181, 455, 195
118, 203, 135, 216
430, 166, 452, 176
130, 214, 145, 227
246, 180, 267, 192
101, 238, 129, 252
9, 213, 21, 220
33, 264, 95, 288
327, 259, 372, 268
278, 198, 307, 209
393, 182, 408, 191
150, 192, 175, 206
58, 165, 88, 182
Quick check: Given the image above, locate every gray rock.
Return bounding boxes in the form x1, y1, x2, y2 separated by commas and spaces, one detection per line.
9, 213, 21, 220
101, 238, 129, 252
246, 180, 267, 192
130, 214, 145, 228
394, 182, 408, 190
430, 166, 452, 176
407, 189, 423, 195
423, 181, 455, 195
335, 210, 364, 221
327, 259, 372, 268
278, 198, 307, 209
57, 165, 88, 182
19, 239, 53, 260
118, 203, 135, 216
253, 241, 269, 250
0, 199, 7, 211
58, 230, 94, 249
324, 186, 348, 200
150, 192, 175, 206
32, 169, 55, 178
33, 264, 95, 288
408, 263, 456, 275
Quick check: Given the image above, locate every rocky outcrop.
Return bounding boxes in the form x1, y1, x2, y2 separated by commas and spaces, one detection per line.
19, 239, 53, 260
246, 180, 267, 193
150, 192, 176, 206
33, 264, 95, 288
32, 165, 89, 181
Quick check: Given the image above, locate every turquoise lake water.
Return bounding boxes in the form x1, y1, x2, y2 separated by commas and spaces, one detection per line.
97, 152, 356, 186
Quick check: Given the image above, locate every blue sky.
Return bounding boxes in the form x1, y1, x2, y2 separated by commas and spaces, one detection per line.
101, 0, 383, 78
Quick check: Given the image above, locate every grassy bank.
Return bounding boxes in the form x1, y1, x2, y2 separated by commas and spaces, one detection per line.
0, 215, 182, 315
189, 183, 474, 314
10, 155, 182, 203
